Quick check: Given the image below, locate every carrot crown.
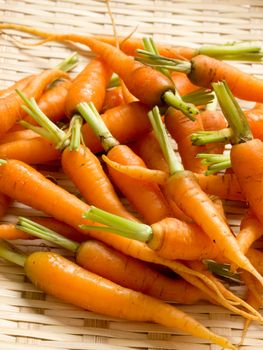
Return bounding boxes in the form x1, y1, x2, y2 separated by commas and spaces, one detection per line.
81, 206, 153, 242
0, 239, 26, 267
16, 217, 80, 252
196, 153, 231, 175
148, 106, 184, 175
77, 102, 119, 152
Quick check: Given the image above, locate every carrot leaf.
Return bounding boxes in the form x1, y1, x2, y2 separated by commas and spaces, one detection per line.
204, 259, 242, 284
16, 217, 79, 253
191, 128, 233, 146
196, 153, 231, 175
68, 115, 83, 151
56, 52, 78, 73
0, 239, 26, 267
82, 206, 152, 242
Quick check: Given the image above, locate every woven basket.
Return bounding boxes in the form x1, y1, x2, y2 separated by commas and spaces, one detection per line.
0, 1, 263, 349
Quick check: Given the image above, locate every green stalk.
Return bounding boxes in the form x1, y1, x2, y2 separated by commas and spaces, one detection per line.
68, 115, 83, 151
0, 240, 26, 267
148, 106, 184, 175
108, 73, 120, 88
182, 88, 215, 106
56, 52, 78, 73
203, 259, 241, 284
0, 159, 7, 165
16, 217, 79, 252
82, 206, 153, 242
191, 128, 233, 146
163, 91, 198, 121
196, 153, 231, 175
77, 102, 119, 152
212, 81, 253, 144
16, 89, 69, 150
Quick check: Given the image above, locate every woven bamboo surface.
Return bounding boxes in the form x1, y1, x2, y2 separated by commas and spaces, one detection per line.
0, 0, 263, 349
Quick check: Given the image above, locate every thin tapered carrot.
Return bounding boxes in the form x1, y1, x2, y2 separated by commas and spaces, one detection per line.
0, 129, 38, 145
148, 105, 263, 286
82, 102, 151, 153
19, 91, 136, 221
165, 107, 207, 173
0, 23, 200, 120
78, 102, 172, 224
65, 59, 111, 117
0, 68, 68, 136
16, 218, 210, 304
237, 212, 263, 255
0, 137, 60, 164
0, 240, 236, 349
0, 75, 34, 98
101, 86, 124, 112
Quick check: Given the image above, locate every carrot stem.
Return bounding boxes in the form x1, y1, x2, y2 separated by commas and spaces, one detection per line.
191, 128, 233, 145
0, 239, 26, 267
148, 106, 184, 174
108, 73, 120, 88
82, 206, 152, 242
163, 91, 198, 121
16, 217, 79, 252
56, 52, 78, 73
16, 89, 68, 149
212, 81, 253, 144
197, 153, 231, 175
68, 115, 83, 151
77, 101, 119, 151
204, 259, 242, 284
182, 88, 214, 106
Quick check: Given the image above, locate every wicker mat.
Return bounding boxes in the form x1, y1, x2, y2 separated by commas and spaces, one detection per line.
0, 0, 263, 349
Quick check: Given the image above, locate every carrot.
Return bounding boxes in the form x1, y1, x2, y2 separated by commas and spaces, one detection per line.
0, 68, 68, 136
0, 129, 38, 145
101, 86, 124, 112
65, 59, 111, 117
78, 102, 172, 224
147, 105, 263, 286
16, 217, 210, 304
244, 104, 263, 140
0, 23, 199, 120
0, 137, 60, 164
0, 240, 236, 349
237, 212, 263, 255
0, 75, 35, 98
137, 50, 263, 103
0, 193, 12, 220
82, 102, 152, 153
96, 35, 263, 61
18, 92, 136, 221
171, 72, 200, 96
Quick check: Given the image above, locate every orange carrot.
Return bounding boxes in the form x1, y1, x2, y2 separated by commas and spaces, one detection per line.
165, 107, 207, 173
0, 68, 68, 136
237, 212, 263, 255
0, 240, 236, 349
0, 137, 60, 164
101, 86, 124, 112
82, 102, 151, 153
171, 72, 200, 95
0, 129, 38, 145
65, 59, 111, 117
0, 75, 35, 98
0, 193, 12, 220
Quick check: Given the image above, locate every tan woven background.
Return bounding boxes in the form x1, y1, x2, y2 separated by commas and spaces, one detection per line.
0, 0, 263, 349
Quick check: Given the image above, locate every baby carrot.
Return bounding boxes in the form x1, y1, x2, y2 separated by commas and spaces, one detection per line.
78, 102, 172, 224
101, 86, 124, 112
16, 217, 209, 305
0, 129, 38, 145
0, 75, 34, 98
0, 239, 236, 349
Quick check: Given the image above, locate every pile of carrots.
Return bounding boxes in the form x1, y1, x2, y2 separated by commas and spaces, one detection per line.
1, 22, 263, 350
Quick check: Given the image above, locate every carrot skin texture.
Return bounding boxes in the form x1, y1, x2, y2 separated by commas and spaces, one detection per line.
0, 130, 38, 145
107, 145, 172, 224
25, 251, 235, 349
76, 240, 209, 304
165, 108, 207, 173
237, 213, 263, 255
0, 69, 67, 136
231, 139, 263, 225
0, 137, 61, 164
65, 59, 111, 117
82, 102, 151, 153
190, 55, 263, 103
61, 146, 136, 221
171, 72, 200, 95
102, 87, 124, 112
195, 173, 245, 201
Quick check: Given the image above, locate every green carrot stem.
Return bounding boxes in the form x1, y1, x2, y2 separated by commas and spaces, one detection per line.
82, 206, 152, 242
205, 160, 232, 175
163, 91, 199, 121
0, 160, 7, 165
0, 240, 26, 267
148, 106, 184, 175
16, 89, 68, 149
205, 91, 218, 111
191, 128, 233, 146
203, 259, 242, 284
16, 217, 79, 252
108, 73, 120, 88
56, 52, 78, 73
212, 81, 253, 144
19, 121, 54, 141
77, 102, 119, 152
68, 115, 83, 151
196, 153, 231, 175
142, 37, 171, 79
182, 88, 215, 106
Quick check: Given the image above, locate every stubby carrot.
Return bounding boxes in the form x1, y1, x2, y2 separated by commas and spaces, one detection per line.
0, 240, 236, 349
